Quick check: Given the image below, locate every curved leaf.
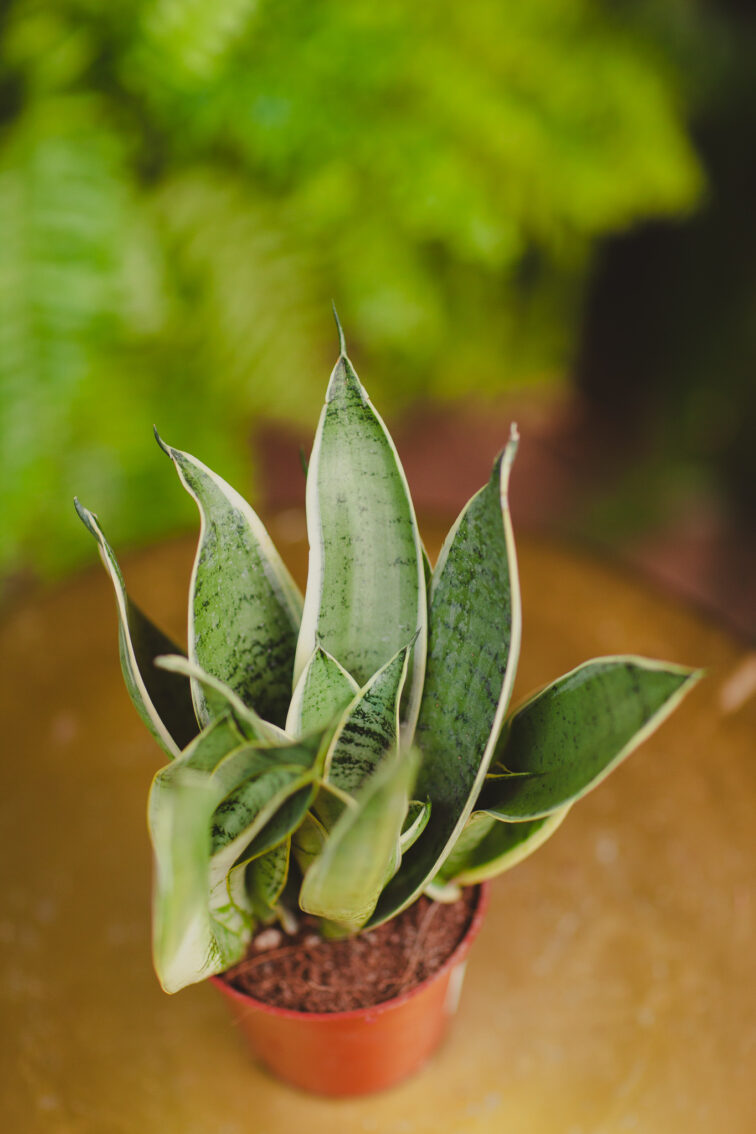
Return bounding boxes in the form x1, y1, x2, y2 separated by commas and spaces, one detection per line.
300, 749, 420, 934
156, 654, 287, 745
437, 808, 569, 885
156, 434, 302, 728
75, 500, 197, 757
286, 645, 358, 736
369, 430, 521, 926
293, 340, 426, 737
149, 728, 327, 992
482, 657, 703, 820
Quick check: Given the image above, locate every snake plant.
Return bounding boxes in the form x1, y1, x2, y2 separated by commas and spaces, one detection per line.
76, 319, 701, 994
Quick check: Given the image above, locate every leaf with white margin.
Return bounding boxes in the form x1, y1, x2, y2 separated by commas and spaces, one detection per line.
300, 748, 420, 934
155, 431, 302, 729
369, 431, 521, 927
149, 730, 328, 992
286, 645, 358, 737
74, 500, 197, 757
482, 657, 703, 820
156, 655, 287, 745
435, 808, 569, 885
294, 325, 426, 739
316, 643, 411, 829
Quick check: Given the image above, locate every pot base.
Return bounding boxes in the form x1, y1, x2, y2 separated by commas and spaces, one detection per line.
212, 884, 489, 1096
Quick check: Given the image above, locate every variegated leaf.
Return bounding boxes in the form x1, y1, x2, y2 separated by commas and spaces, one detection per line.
286, 645, 358, 737
150, 767, 236, 993
149, 729, 327, 992
247, 841, 290, 921
369, 431, 521, 927
436, 808, 569, 885
74, 500, 197, 757
293, 335, 426, 738
155, 432, 302, 729
482, 657, 703, 820
316, 643, 411, 829
156, 654, 287, 745
300, 749, 420, 934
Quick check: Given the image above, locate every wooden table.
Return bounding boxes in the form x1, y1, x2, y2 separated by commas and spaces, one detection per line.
2, 519, 754, 1132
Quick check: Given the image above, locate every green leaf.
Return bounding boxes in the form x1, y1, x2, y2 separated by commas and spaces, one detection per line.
436, 808, 569, 885
293, 340, 426, 737
401, 800, 432, 853
300, 749, 420, 933
155, 434, 302, 729
74, 500, 197, 757
326, 644, 411, 793
316, 643, 411, 828
155, 654, 287, 745
286, 645, 359, 736
369, 430, 521, 926
247, 841, 291, 921
150, 767, 236, 994
291, 812, 327, 876
482, 657, 703, 820
149, 727, 328, 992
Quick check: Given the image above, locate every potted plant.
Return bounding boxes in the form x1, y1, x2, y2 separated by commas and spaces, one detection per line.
75, 317, 701, 1096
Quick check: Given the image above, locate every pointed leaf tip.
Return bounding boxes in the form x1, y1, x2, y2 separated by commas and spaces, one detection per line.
153, 425, 171, 457
331, 302, 346, 357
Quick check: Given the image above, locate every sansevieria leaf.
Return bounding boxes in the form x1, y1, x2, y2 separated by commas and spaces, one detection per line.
294, 331, 426, 738
247, 842, 290, 921
436, 808, 569, 885
300, 749, 420, 933
370, 429, 521, 926
74, 500, 197, 757
156, 655, 288, 745
316, 643, 411, 828
482, 657, 703, 820
155, 432, 302, 729
286, 646, 358, 737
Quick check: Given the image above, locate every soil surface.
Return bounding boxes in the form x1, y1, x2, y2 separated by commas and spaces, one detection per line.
220, 890, 478, 1013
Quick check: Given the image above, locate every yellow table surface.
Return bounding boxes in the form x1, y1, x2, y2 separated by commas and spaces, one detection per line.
1, 520, 754, 1132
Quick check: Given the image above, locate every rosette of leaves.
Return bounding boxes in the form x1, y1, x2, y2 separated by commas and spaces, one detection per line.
76, 322, 701, 994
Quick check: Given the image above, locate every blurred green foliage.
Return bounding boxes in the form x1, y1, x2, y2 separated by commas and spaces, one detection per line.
0, 0, 703, 576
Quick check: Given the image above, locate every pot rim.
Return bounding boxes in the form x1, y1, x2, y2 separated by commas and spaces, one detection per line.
210, 881, 490, 1022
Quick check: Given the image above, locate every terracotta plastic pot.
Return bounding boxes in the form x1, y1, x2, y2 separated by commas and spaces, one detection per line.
211, 883, 490, 1096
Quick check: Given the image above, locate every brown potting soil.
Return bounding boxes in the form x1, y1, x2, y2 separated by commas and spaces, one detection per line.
220, 889, 478, 1013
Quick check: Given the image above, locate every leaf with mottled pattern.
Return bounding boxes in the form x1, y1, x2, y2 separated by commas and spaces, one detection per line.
316, 643, 411, 828
156, 654, 287, 744
286, 646, 358, 736
482, 657, 703, 820
369, 430, 521, 926
75, 500, 197, 757
293, 337, 426, 738
155, 432, 302, 729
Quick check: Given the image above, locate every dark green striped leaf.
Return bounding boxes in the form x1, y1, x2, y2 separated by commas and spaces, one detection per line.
286, 645, 358, 736
482, 657, 703, 820
316, 644, 410, 828
369, 431, 521, 926
156, 433, 302, 729
75, 500, 197, 757
293, 342, 426, 737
